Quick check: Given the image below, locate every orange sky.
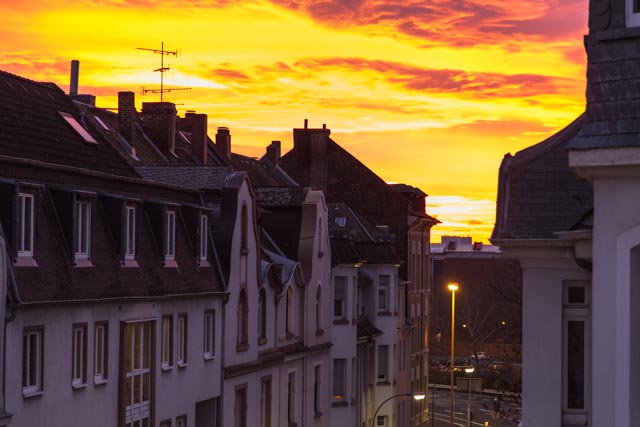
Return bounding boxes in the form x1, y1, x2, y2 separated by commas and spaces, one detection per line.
0, 0, 589, 243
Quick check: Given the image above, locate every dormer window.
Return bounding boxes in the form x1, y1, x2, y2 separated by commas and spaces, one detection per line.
75, 201, 91, 260
165, 210, 176, 262
199, 214, 208, 263
18, 192, 34, 258
627, 0, 640, 26
124, 205, 136, 261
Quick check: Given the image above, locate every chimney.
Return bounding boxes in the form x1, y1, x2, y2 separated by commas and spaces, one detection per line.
191, 113, 208, 165
216, 127, 231, 160
118, 91, 136, 146
265, 140, 281, 164
70, 60, 79, 96
142, 102, 177, 156
293, 121, 330, 192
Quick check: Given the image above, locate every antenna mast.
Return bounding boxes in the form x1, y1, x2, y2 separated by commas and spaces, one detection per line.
137, 41, 190, 101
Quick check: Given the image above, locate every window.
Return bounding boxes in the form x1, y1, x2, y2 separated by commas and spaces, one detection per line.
317, 218, 323, 257
237, 290, 248, 349
177, 315, 187, 366
165, 210, 176, 261
288, 372, 296, 425
563, 281, 590, 412
286, 287, 294, 336
258, 288, 267, 342
18, 193, 34, 257
23, 327, 43, 395
627, 0, 640, 26
124, 205, 136, 260
59, 111, 98, 144
240, 205, 248, 255
176, 415, 186, 427
377, 345, 389, 382
75, 200, 91, 259
199, 214, 208, 262
235, 385, 247, 427
314, 364, 322, 416
334, 276, 347, 320
204, 310, 215, 359
124, 322, 152, 427
72, 325, 87, 387
316, 285, 323, 332
261, 378, 272, 427
378, 275, 390, 312
161, 316, 173, 369
94, 322, 108, 383
377, 415, 388, 426
160, 420, 171, 427
332, 359, 346, 401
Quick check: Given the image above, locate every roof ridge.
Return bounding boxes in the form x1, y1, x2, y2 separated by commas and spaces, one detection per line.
0, 69, 61, 92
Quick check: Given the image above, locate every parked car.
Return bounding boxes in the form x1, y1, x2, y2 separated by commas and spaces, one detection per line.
470, 352, 491, 361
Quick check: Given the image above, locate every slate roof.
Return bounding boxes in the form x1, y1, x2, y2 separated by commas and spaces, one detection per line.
230, 153, 297, 187
134, 166, 231, 190
492, 114, 593, 241
357, 317, 383, 340
0, 70, 136, 178
254, 187, 309, 207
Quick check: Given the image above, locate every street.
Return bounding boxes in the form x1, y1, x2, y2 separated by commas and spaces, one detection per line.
427, 388, 521, 427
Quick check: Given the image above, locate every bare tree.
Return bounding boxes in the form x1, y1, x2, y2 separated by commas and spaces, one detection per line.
460, 302, 499, 370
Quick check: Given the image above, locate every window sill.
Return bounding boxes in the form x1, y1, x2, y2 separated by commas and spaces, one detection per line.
161, 364, 173, 372
163, 259, 178, 268
204, 354, 215, 362
333, 319, 348, 325
22, 389, 44, 399
376, 380, 391, 386
331, 400, 348, 407
121, 259, 139, 268
15, 257, 38, 267
377, 311, 392, 317
198, 260, 210, 268
177, 362, 188, 369
73, 258, 93, 268
94, 378, 108, 386
72, 382, 88, 390
236, 343, 249, 352
258, 337, 267, 345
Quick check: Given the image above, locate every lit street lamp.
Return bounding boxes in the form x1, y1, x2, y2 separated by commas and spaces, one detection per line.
465, 366, 475, 427
447, 282, 459, 427
371, 392, 425, 427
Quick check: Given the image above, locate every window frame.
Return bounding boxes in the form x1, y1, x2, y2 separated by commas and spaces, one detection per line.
175, 415, 186, 427
72, 323, 88, 388
17, 192, 35, 258
204, 309, 215, 360
377, 344, 389, 383
627, 0, 640, 27
332, 358, 346, 402
161, 315, 173, 370
287, 371, 296, 425
199, 214, 208, 263
286, 286, 294, 336
260, 376, 272, 427
315, 284, 323, 333
164, 209, 176, 261
378, 275, 390, 313
123, 204, 137, 261
74, 200, 91, 260
177, 314, 188, 367
94, 322, 108, 384
22, 326, 44, 397
314, 364, 322, 416
333, 276, 347, 320
258, 288, 267, 343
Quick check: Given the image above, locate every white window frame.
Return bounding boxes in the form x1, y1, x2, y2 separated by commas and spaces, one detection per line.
124, 205, 136, 260
124, 322, 152, 427
377, 344, 389, 382
204, 310, 215, 359
334, 276, 347, 320
199, 214, 208, 263
176, 415, 186, 427
18, 193, 35, 258
177, 315, 187, 366
378, 275, 389, 312
23, 328, 43, 396
165, 210, 176, 261
377, 415, 388, 426
72, 325, 86, 387
161, 316, 173, 369
75, 200, 91, 259
627, 0, 640, 27
94, 323, 107, 383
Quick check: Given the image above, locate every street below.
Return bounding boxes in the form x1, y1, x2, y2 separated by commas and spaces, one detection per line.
427, 388, 521, 427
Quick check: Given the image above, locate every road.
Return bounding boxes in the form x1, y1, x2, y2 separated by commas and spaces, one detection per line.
426, 388, 521, 427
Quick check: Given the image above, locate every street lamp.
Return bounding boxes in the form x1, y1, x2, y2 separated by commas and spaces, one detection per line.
371, 392, 425, 427
447, 282, 459, 427
465, 366, 475, 427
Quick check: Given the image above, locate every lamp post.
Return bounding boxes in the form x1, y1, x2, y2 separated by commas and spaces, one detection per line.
465, 366, 475, 427
371, 392, 425, 427
447, 282, 459, 427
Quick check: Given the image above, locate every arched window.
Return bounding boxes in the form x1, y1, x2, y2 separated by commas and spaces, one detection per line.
316, 285, 323, 332
258, 288, 267, 341
240, 205, 248, 255
237, 289, 248, 348
286, 287, 294, 336
318, 218, 323, 257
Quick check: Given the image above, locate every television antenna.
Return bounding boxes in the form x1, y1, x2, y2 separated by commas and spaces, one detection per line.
137, 41, 191, 102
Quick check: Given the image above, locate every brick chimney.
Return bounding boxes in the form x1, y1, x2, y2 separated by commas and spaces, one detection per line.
190, 113, 208, 165
265, 140, 281, 164
142, 102, 177, 156
118, 91, 136, 146
216, 127, 231, 160
293, 121, 330, 192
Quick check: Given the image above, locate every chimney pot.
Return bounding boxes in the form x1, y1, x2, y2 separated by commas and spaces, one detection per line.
216, 127, 232, 160
265, 140, 281, 164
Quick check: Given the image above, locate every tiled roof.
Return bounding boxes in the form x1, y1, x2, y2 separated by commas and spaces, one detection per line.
254, 187, 309, 207
0, 70, 137, 178
492, 114, 593, 240
230, 153, 297, 187
330, 238, 363, 265
134, 166, 231, 190
354, 242, 402, 264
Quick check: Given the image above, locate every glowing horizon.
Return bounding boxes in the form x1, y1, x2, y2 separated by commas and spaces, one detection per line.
0, 0, 589, 242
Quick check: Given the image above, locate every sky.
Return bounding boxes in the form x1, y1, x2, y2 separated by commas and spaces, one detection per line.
0, 0, 589, 243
